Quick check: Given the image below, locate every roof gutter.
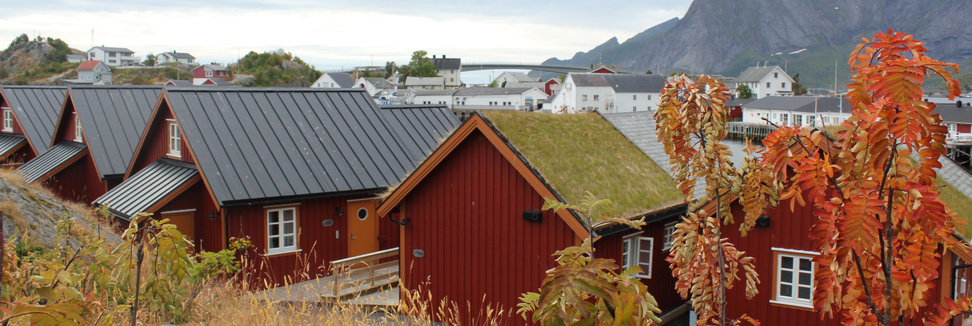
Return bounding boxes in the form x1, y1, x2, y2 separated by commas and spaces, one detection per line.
592, 202, 688, 238
219, 188, 385, 208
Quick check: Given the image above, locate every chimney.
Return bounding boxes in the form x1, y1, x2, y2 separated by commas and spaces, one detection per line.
443, 54, 446, 59
433, 55, 436, 59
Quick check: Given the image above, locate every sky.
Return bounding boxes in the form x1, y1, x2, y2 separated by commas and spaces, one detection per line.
1, 1, 691, 84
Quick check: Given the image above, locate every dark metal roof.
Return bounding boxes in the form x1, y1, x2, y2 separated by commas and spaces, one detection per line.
163, 88, 460, 205
165, 80, 193, 86
363, 78, 395, 89
736, 66, 784, 82
570, 73, 612, 87
0, 86, 66, 154
432, 57, 461, 70
93, 158, 198, 219
454, 87, 537, 96
935, 103, 972, 124
69, 86, 161, 179
601, 74, 667, 93
0, 133, 26, 157
17, 141, 87, 183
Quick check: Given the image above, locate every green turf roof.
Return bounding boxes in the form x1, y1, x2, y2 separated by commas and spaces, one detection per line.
938, 179, 972, 239
483, 111, 683, 218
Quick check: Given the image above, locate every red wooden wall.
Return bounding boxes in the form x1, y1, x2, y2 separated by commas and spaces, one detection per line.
720, 200, 947, 325
396, 130, 577, 325
959, 124, 971, 134
156, 182, 222, 253
131, 106, 193, 173
1, 109, 26, 135
226, 194, 379, 287
58, 110, 80, 142
45, 152, 104, 203
595, 217, 686, 313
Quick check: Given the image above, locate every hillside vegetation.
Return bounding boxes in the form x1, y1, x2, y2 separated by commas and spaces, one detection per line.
231, 50, 322, 87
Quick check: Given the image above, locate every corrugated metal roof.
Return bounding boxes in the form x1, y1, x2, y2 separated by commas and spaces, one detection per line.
0, 133, 26, 157
163, 88, 460, 205
165, 80, 193, 86
454, 87, 536, 96
736, 66, 781, 82
602, 74, 667, 93
363, 78, 395, 89
93, 158, 198, 219
0, 86, 66, 154
432, 58, 461, 70
327, 73, 356, 88
69, 86, 161, 179
18, 141, 87, 183
569, 73, 612, 87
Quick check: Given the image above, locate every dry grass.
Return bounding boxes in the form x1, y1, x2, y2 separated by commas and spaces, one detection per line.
484, 111, 683, 217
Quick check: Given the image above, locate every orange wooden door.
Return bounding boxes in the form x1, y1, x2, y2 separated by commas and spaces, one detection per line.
163, 210, 195, 251
347, 198, 379, 258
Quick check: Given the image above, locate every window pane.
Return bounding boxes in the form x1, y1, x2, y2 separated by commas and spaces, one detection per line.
799, 258, 812, 271
798, 286, 811, 299
639, 252, 651, 263
780, 284, 792, 297
269, 211, 279, 223
284, 222, 294, 234
284, 236, 294, 247
284, 209, 294, 221
269, 237, 279, 249
781, 270, 792, 283
782, 256, 793, 269
799, 272, 812, 285
269, 224, 280, 236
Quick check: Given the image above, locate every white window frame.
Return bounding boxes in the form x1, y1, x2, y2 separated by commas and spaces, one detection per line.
771, 248, 817, 308
2, 109, 12, 132
663, 222, 677, 250
74, 114, 82, 141
206, 70, 213, 77
621, 233, 653, 278
167, 121, 181, 157
266, 207, 298, 255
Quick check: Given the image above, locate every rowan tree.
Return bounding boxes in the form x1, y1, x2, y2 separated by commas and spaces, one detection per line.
747, 30, 966, 325
655, 74, 760, 325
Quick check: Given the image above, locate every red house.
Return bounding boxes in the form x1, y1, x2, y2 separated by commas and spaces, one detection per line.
543, 78, 561, 96
590, 66, 617, 74
377, 112, 689, 325
0, 86, 66, 165
94, 88, 459, 286
16, 86, 159, 203
191, 64, 228, 85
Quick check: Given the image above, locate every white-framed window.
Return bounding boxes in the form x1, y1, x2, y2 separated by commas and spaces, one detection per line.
2, 109, 12, 132
74, 114, 82, 141
949, 123, 958, 134
621, 234, 653, 278
593, 95, 600, 101
794, 115, 803, 127
781, 114, 789, 126
774, 72, 779, 78
582, 94, 588, 101
766, 82, 771, 88
782, 82, 787, 89
266, 207, 298, 254
633, 106, 637, 111
663, 222, 677, 250
647, 95, 652, 100
633, 95, 637, 100
168, 121, 181, 157
772, 248, 816, 308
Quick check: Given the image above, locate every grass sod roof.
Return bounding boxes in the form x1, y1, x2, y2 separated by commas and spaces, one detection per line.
483, 111, 683, 219
937, 179, 972, 239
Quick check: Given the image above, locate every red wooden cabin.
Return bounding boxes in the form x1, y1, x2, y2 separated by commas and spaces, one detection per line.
0, 86, 66, 165
16, 86, 159, 203
94, 88, 458, 286
191, 65, 227, 84
377, 112, 689, 325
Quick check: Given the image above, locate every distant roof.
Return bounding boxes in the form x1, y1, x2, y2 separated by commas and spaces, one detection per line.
500, 72, 534, 82
725, 98, 757, 107
601, 74, 667, 93
413, 89, 456, 96
327, 72, 355, 88
0, 86, 66, 154
405, 76, 445, 86
66, 54, 87, 60
602, 111, 706, 200
18, 141, 87, 183
736, 66, 785, 83
165, 80, 193, 86
195, 64, 226, 71
484, 111, 682, 218
0, 134, 26, 158
203, 78, 231, 85
68, 86, 161, 178
432, 57, 461, 70
77, 60, 104, 71
744, 96, 850, 113
162, 51, 195, 59
935, 102, 972, 124
454, 87, 539, 96
94, 159, 199, 219
89, 46, 134, 53
161, 88, 460, 205
363, 77, 395, 89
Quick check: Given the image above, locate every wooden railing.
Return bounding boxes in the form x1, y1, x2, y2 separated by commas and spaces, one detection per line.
328, 247, 400, 297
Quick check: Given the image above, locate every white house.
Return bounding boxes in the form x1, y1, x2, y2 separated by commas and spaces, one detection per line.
742, 96, 851, 128
87, 46, 137, 67
452, 87, 547, 111
66, 54, 87, 63
412, 89, 456, 107
311, 72, 355, 88
356, 77, 402, 105
157, 51, 195, 65
733, 65, 795, 99
61, 60, 112, 85
432, 55, 461, 87
493, 72, 536, 87
404, 76, 446, 90
548, 73, 666, 114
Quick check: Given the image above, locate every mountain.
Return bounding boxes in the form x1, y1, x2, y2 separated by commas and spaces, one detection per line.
542, 17, 678, 69
544, 0, 972, 88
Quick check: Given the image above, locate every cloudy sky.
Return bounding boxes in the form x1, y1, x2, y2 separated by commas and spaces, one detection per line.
1, 0, 691, 73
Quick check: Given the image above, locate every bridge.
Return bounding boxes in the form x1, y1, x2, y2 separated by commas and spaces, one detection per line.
460, 63, 594, 74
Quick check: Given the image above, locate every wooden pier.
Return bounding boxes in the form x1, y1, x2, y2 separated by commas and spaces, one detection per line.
726, 122, 776, 140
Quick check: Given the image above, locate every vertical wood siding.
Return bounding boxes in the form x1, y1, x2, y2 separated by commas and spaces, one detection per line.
398, 130, 576, 325
157, 182, 222, 253
132, 104, 194, 173
46, 153, 104, 203
595, 218, 686, 313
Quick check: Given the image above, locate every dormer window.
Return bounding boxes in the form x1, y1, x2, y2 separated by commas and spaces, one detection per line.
2, 109, 12, 132
168, 121, 181, 157
74, 114, 82, 141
